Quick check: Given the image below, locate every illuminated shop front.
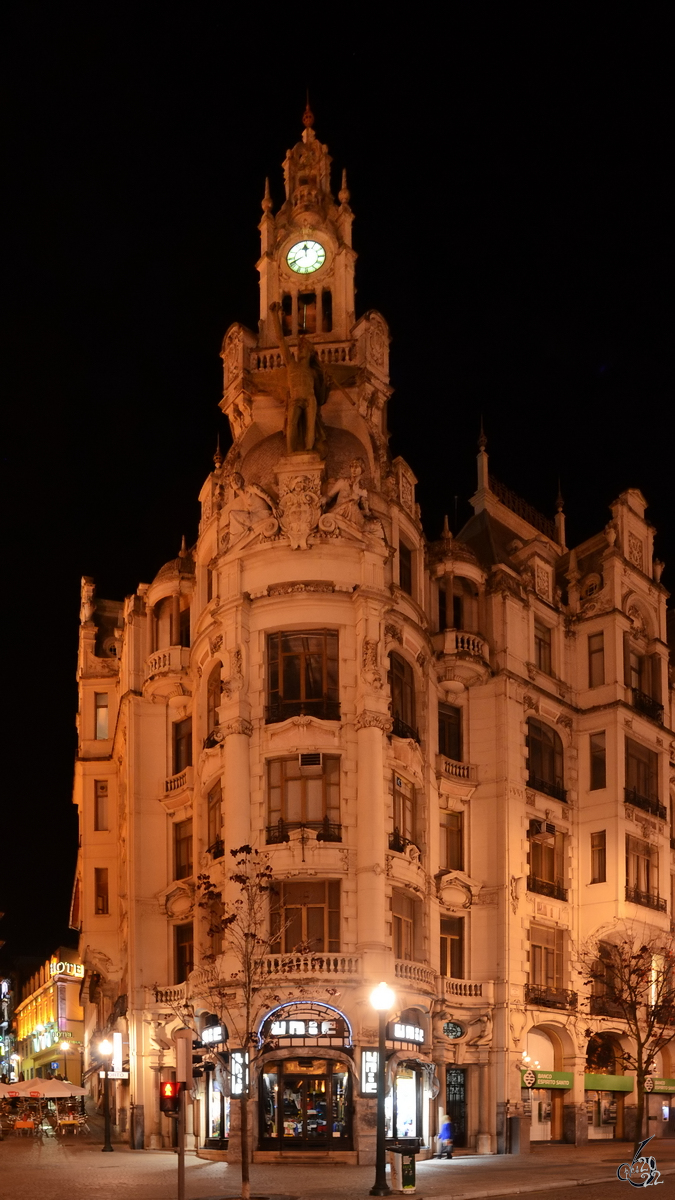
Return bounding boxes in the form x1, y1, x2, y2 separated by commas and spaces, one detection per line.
584, 1034, 631, 1140
645, 1078, 675, 1138
199, 1020, 230, 1150
257, 1002, 354, 1151
14, 951, 84, 1083
520, 1029, 571, 1142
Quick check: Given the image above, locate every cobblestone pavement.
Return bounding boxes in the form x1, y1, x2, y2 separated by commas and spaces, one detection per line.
0, 1135, 673, 1200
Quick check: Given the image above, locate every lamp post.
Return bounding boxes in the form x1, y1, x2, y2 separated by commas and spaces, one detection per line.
370, 981, 395, 1197
60, 1041, 70, 1081
98, 1038, 114, 1152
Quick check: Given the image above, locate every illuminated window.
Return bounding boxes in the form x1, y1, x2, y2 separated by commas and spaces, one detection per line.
590, 732, 606, 790
530, 924, 563, 988
94, 780, 108, 831
94, 868, 109, 915
270, 880, 340, 954
174, 819, 193, 881
534, 620, 552, 675
95, 693, 109, 740
392, 773, 416, 845
588, 632, 605, 688
173, 717, 192, 774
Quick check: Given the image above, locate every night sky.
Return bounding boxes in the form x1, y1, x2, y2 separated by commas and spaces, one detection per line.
3, 12, 672, 981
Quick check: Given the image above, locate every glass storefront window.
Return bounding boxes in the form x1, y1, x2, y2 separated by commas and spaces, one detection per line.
385, 1066, 420, 1139
259, 1059, 352, 1149
206, 1073, 229, 1144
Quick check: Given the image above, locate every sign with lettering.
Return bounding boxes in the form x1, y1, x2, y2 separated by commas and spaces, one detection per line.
99, 1070, 129, 1080
521, 1070, 573, 1089
649, 1078, 675, 1094
202, 1024, 228, 1046
361, 1049, 379, 1095
50, 961, 84, 979
388, 1022, 424, 1046
259, 1002, 351, 1047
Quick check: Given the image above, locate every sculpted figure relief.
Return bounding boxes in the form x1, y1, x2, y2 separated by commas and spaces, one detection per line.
221, 473, 277, 547
269, 301, 328, 457
323, 458, 370, 529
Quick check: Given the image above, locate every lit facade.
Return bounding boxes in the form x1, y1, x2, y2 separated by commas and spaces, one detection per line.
14, 951, 84, 1084
71, 111, 674, 1159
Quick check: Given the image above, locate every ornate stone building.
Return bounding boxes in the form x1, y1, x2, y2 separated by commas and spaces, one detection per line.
71, 109, 675, 1161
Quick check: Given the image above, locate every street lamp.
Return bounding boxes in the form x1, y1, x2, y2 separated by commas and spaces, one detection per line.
370, 981, 395, 1197
99, 1038, 114, 1152
60, 1042, 70, 1081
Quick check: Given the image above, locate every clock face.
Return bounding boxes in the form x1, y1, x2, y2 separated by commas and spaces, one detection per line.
286, 239, 326, 274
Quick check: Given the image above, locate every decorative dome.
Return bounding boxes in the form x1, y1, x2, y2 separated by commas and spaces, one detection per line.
152, 536, 196, 585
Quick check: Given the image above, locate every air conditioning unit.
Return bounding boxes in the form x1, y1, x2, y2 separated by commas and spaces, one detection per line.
299, 752, 323, 775
545, 822, 556, 835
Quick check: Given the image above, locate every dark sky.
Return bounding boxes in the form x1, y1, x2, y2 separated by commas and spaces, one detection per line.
2, 12, 672, 979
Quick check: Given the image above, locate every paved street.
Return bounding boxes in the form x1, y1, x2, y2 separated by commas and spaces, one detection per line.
0, 1136, 674, 1200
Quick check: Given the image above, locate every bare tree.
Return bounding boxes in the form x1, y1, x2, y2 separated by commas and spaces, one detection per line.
575, 923, 675, 1155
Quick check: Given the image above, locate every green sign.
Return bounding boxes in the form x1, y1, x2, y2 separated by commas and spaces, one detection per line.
584, 1073, 634, 1093
521, 1069, 573, 1089
649, 1078, 675, 1094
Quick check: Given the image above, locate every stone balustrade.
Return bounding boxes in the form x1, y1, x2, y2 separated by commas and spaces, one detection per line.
250, 341, 356, 372
144, 645, 191, 681
394, 960, 437, 989
442, 977, 495, 1004
149, 982, 188, 1005
262, 953, 361, 980
450, 630, 487, 658
165, 766, 193, 795
437, 755, 477, 782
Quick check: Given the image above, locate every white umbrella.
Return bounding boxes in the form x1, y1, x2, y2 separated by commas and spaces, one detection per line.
1, 1078, 87, 1098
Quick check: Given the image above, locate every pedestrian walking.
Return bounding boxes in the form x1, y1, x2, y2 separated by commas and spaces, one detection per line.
438, 1116, 454, 1158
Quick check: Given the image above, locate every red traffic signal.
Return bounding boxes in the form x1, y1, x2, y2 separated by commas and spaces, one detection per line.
159, 1080, 182, 1115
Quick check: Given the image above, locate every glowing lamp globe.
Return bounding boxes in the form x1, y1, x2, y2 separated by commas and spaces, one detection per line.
99, 1039, 112, 1057
370, 982, 395, 1012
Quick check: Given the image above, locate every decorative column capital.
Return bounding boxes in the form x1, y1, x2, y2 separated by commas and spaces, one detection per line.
223, 718, 253, 738
354, 710, 393, 734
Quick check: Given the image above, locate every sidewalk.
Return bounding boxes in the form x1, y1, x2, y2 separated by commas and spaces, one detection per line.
0, 1133, 673, 1200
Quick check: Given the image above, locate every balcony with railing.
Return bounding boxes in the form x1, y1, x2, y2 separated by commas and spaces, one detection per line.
388, 829, 421, 856
441, 978, 495, 1005
207, 838, 225, 859
590, 994, 625, 1018
527, 875, 568, 902
264, 699, 341, 725
144, 645, 191, 682
525, 984, 577, 1010
625, 885, 667, 912
390, 715, 420, 743
266, 818, 342, 845
631, 688, 664, 724
527, 774, 567, 804
624, 787, 666, 821
394, 960, 437, 990
150, 982, 188, 1005
261, 952, 360, 981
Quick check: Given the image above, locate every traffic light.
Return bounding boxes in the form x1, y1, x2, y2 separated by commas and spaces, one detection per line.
159, 1080, 181, 1115
192, 1052, 204, 1080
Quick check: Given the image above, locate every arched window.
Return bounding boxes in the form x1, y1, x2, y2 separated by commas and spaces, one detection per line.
207, 663, 222, 735
388, 653, 418, 742
526, 718, 566, 802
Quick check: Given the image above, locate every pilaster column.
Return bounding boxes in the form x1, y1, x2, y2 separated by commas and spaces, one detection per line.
355, 712, 391, 977
171, 592, 181, 645
476, 1053, 491, 1153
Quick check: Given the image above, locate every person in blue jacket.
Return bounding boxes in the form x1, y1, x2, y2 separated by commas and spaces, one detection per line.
439, 1116, 454, 1158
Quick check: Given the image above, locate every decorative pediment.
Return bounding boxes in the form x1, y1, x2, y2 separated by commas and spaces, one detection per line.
157, 880, 194, 919
266, 714, 341, 751
436, 870, 482, 910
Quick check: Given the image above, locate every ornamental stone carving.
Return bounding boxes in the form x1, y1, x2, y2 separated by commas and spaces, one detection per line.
354, 711, 393, 734
361, 639, 383, 690
222, 718, 253, 737
385, 622, 403, 645
277, 474, 322, 550
222, 648, 244, 698
628, 531, 644, 570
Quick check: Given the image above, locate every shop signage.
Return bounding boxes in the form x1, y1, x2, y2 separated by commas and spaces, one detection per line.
202, 1024, 228, 1046
259, 1001, 352, 1047
646, 1078, 675, 1094
584, 1073, 634, 1092
361, 1049, 379, 1094
388, 1022, 424, 1045
50, 961, 84, 979
231, 1051, 248, 1095
99, 1070, 129, 1080
521, 1069, 573, 1089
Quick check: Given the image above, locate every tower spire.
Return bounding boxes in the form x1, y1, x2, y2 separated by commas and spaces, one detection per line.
477, 417, 489, 491
261, 176, 272, 214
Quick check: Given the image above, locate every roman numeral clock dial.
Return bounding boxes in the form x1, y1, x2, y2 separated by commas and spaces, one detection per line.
286, 239, 325, 274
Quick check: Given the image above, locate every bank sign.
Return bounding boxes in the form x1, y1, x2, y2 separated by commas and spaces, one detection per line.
521, 1069, 573, 1089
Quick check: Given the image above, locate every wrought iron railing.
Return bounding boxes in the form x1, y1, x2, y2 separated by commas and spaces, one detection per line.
624, 788, 666, 821
527, 875, 568, 902
391, 715, 420, 743
264, 699, 341, 724
590, 994, 625, 1018
208, 838, 224, 859
527, 774, 567, 803
489, 476, 557, 540
525, 984, 577, 1010
649, 1003, 675, 1026
625, 886, 667, 912
265, 818, 342, 845
388, 828, 420, 855
631, 688, 664, 724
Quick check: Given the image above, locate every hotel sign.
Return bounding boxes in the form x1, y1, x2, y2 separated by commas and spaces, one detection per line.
50, 961, 84, 979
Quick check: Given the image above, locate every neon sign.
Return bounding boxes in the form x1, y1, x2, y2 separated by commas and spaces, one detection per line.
50, 961, 84, 978
390, 1022, 424, 1044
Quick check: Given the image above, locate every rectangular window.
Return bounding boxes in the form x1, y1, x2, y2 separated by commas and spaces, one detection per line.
452, 593, 463, 630
529, 821, 565, 887
399, 543, 413, 595
95, 693, 109, 740
534, 620, 552, 675
270, 880, 340, 954
591, 831, 606, 883
440, 916, 464, 978
94, 867, 109, 915
629, 650, 645, 691
174, 819, 193, 880
267, 756, 340, 837
626, 835, 658, 898
590, 732, 607, 790
173, 717, 192, 774
440, 811, 464, 871
588, 632, 605, 688
392, 890, 415, 961
388, 652, 417, 739
438, 586, 447, 632
392, 773, 416, 843
625, 738, 658, 802
438, 704, 461, 761
321, 289, 332, 332
179, 608, 190, 648
266, 630, 339, 723
207, 782, 222, 849
175, 923, 193, 983
94, 780, 109, 831
298, 291, 316, 334
530, 924, 563, 988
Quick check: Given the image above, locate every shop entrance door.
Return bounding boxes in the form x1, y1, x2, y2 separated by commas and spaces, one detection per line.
282, 1069, 330, 1146
446, 1068, 467, 1147
260, 1059, 352, 1150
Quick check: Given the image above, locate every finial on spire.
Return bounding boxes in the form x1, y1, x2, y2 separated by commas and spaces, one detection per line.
213, 435, 223, 469
302, 93, 314, 128
556, 478, 564, 512
261, 176, 272, 213
339, 168, 350, 205
442, 514, 453, 541
179, 535, 188, 559
478, 415, 487, 451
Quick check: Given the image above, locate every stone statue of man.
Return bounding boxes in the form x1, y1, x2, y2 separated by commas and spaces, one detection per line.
269, 301, 327, 457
